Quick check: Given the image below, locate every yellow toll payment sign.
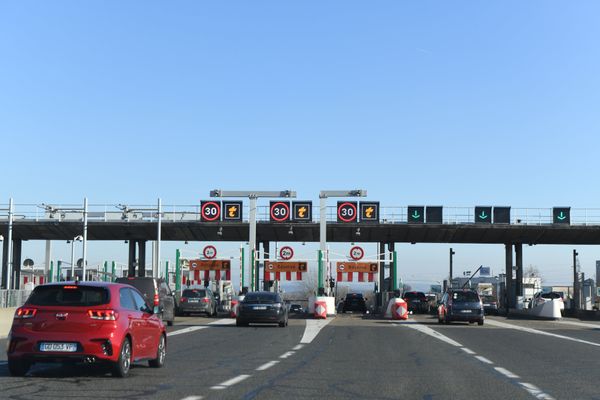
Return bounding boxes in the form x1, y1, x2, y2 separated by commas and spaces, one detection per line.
336, 262, 378, 273
265, 262, 308, 272
188, 260, 231, 271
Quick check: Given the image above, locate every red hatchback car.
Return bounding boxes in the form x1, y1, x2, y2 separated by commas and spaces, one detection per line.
6, 282, 167, 377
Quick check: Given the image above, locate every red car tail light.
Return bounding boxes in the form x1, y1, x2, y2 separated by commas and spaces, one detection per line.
15, 308, 37, 319
201, 298, 210, 303
154, 294, 160, 307
180, 297, 188, 303
88, 310, 118, 321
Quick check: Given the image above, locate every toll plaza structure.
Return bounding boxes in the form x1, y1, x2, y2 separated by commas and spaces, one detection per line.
2, 196, 600, 312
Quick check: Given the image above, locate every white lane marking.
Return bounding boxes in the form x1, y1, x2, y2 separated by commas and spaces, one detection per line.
300, 319, 333, 344
180, 396, 203, 400
397, 323, 554, 400
397, 322, 461, 347
210, 374, 251, 390
486, 319, 600, 348
279, 351, 295, 359
208, 318, 236, 325
554, 320, 600, 329
293, 344, 304, 351
475, 355, 494, 365
518, 382, 556, 400
167, 326, 208, 337
495, 367, 520, 379
256, 360, 279, 371
461, 347, 476, 355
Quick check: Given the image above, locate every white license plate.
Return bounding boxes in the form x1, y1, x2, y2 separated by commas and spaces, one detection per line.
40, 342, 78, 352
460, 310, 472, 313
253, 306, 267, 310
188, 299, 199, 303
483, 304, 490, 307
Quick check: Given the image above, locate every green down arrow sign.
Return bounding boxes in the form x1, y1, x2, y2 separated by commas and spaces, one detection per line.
475, 207, 492, 223
411, 210, 421, 219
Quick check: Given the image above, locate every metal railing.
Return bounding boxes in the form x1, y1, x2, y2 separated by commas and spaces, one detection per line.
0, 289, 31, 308
1, 202, 600, 226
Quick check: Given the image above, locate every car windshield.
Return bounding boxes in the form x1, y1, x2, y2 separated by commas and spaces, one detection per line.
182, 289, 206, 298
404, 292, 426, 300
346, 294, 364, 300
482, 295, 497, 302
27, 285, 110, 307
451, 291, 480, 302
541, 292, 562, 299
243, 293, 278, 304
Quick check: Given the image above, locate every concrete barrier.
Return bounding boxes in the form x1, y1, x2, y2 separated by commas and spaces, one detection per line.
0, 307, 16, 339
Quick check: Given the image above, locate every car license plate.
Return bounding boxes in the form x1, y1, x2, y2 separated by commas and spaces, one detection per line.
483, 303, 490, 307
253, 306, 267, 310
40, 342, 77, 352
460, 310, 472, 313
189, 299, 199, 303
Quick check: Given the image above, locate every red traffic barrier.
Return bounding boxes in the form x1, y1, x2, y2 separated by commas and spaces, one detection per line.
391, 298, 408, 320
314, 300, 327, 319
230, 300, 239, 318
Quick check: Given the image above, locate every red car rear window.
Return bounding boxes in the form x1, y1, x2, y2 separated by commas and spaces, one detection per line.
27, 286, 110, 307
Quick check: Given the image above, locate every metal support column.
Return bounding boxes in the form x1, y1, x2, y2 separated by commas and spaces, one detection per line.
449, 248, 455, 288
505, 243, 514, 310
319, 196, 327, 295
6, 198, 14, 290
175, 249, 181, 292
155, 198, 162, 278
388, 243, 396, 292
82, 197, 88, 281
128, 241, 136, 277
249, 196, 257, 291
515, 243, 523, 298
1, 238, 8, 289
138, 241, 146, 277
378, 242, 385, 304
260, 241, 269, 291
13, 240, 22, 289
573, 249, 579, 311
44, 240, 52, 284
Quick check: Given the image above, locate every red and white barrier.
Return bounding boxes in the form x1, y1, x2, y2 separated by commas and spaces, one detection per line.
264, 271, 304, 281
230, 299, 239, 318
184, 269, 231, 286
391, 298, 408, 320
314, 300, 327, 319
336, 272, 375, 282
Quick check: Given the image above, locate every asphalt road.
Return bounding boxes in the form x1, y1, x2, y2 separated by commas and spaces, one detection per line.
1, 312, 600, 399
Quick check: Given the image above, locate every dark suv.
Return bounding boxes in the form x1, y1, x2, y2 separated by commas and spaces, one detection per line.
403, 291, 430, 314
437, 289, 484, 325
343, 293, 367, 313
115, 277, 176, 326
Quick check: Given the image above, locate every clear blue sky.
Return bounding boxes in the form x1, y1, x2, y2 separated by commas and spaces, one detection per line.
1, 2, 600, 288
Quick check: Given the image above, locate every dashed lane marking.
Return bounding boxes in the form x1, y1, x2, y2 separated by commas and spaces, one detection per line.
396, 322, 555, 400
167, 326, 208, 337
279, 351, 295, 359
180, 396, 203, 400
293, 344, 304, 351
210, 374, 251, 390
256, 361, 279, 371
300, 319, 333, 344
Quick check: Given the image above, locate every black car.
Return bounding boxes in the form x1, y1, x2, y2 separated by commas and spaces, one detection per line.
289, 304, 304, 314
236, 291, 289, 327
179, 288, 217, 316
115, 277, 176, 326
402, 291, 430, 314
343, 293, 367, 313
481, 295, 499, 315
437, 289, 484, 325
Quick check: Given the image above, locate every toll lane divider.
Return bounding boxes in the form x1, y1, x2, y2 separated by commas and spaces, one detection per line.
395, 321, 555, 400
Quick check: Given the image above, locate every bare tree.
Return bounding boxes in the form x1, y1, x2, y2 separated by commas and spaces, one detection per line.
524, 264, 544, 283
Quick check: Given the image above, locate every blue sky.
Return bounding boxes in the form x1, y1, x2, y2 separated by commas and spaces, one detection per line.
1, 2, 600, 289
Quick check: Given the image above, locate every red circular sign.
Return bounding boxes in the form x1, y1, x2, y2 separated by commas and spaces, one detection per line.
350, 246, 364, 261
201, 201, 221, 222
270, 202, 290, 222
203, 245, 217, 259
338, 202, 358, 222
279, 246, 294, 260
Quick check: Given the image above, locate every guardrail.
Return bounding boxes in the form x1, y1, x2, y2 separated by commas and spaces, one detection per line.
1, 203, 600, 226
0, 290, 31, 308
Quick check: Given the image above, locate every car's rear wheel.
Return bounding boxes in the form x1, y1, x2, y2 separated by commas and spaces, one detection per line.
8, 359, 30, 377
478, 319, 484, 326
167, 319, 174, 326
236, 319, 247, 327
444, 313, 451, 324
149, 334, 166, 368
112, 337, 132, 378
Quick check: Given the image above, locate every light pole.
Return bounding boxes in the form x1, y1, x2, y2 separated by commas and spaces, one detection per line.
318, 190, 367, 295
449, 248, 455, 289
70, 235, 83, 280
573, 249, 579, 311
210, 190, 296, 291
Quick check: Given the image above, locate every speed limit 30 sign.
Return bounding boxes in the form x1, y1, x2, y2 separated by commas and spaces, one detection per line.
337, 201, 358, 223
270, 201, 291, 222
201, 201, 221, 222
